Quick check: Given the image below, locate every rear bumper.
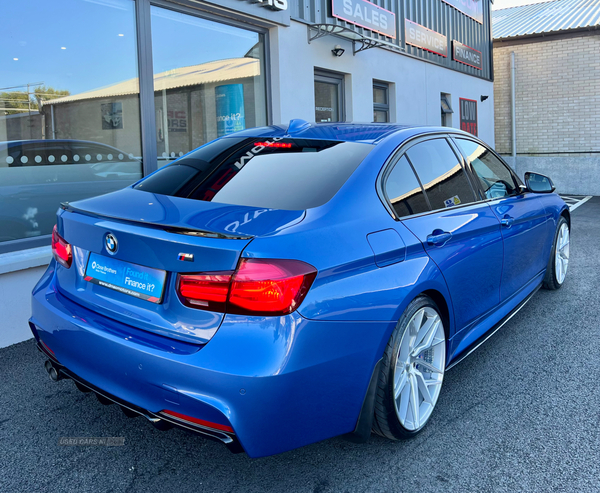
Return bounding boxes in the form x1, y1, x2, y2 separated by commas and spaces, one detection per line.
37, 341, 243, 452
31, 263, 393, 457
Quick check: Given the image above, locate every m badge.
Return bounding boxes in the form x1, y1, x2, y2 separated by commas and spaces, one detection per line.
178, 253, 194, 262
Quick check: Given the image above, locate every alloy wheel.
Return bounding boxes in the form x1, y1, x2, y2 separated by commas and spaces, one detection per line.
393, 307, 446, 431
555, 222, 570, 284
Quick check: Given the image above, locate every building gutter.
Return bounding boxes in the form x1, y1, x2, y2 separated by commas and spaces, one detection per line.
511, 51, 516, 161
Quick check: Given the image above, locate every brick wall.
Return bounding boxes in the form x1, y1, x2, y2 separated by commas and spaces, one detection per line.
493, 34, 600, 156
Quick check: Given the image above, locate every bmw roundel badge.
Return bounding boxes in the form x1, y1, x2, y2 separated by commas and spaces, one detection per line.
105, 233, 118, 254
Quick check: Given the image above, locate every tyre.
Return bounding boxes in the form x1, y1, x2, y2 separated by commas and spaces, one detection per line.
542, 216, 570, 290
373, 295, 446, 439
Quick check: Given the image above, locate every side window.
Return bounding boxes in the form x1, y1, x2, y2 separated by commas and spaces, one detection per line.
406, 139, 476, 210
456, 138, 518, 199
384, 155, 430, 218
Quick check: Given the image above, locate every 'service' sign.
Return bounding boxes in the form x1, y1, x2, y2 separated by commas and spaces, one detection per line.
405, 19, 447, 57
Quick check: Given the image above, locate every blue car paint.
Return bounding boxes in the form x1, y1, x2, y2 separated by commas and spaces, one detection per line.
487, 193, 553, 301
366, 229, 406, 267
401, 201, 504, 331
30, 122, 569, 457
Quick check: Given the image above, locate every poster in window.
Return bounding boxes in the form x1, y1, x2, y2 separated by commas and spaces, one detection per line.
215, 84, 246, 137
459, 98, 477, 136
101, 102, 123, 130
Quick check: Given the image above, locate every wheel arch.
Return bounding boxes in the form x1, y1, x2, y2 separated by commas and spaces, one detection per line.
421, 289, 451, 341
560, 206, 570, 229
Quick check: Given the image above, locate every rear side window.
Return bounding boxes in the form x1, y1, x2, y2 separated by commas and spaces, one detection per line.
455, 138, 518, 199
135, 137, 373, 210
384, 156, 429, 218
406, 139, 476, 210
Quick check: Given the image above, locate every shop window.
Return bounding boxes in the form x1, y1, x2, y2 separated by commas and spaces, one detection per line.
314, 70, 345, 123
0, 0, 142, 246
441, 94, 453, 127
150, 8, 267, 165
373, 82, 390, 123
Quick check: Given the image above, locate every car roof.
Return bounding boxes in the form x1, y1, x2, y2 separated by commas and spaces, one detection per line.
222, 120, 478, 145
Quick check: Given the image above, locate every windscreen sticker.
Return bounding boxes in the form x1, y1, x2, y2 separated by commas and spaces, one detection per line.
444, 195, 461, 208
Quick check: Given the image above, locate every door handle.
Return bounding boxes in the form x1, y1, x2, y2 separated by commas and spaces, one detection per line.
427, 230, 452, 246
501, 215, 514, 228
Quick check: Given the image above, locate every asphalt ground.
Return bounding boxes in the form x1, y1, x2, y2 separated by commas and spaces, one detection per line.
1, 197, 599, 493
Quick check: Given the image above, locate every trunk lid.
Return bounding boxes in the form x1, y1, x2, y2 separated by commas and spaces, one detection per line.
54, 187, 305, 345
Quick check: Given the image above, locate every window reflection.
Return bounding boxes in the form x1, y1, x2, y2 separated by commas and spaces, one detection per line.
150, 8, 267, 164
456, 138, 517, 199
407, 139, 476, 211
0, 0, 142, 243
385, 156, 430, 217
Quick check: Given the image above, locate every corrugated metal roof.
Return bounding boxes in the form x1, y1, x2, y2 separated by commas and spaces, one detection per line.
45, 57, 260, 105
492, 0, 600, 39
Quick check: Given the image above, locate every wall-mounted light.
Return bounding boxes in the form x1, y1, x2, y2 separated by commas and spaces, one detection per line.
331, 44, 345, 57
480, 95, 489, 102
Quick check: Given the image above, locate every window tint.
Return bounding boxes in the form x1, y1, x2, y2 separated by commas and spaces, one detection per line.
406, 139, 476, 210
384, 156, 429, 217
135, 138, 373, 210
456, 138, 518, 199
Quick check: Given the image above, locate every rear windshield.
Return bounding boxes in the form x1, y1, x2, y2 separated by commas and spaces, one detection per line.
135, 137, 373, 210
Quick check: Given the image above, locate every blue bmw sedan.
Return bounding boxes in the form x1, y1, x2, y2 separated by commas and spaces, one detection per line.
30, 121, 570, 457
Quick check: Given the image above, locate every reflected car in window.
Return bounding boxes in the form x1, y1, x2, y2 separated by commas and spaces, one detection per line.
0, 139, 142, 241
30, 123, 569, 457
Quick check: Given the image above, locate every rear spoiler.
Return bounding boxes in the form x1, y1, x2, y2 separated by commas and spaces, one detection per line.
59, 202, 254, 240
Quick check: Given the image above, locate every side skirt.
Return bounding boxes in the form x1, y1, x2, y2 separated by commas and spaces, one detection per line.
446, 284, 541, 371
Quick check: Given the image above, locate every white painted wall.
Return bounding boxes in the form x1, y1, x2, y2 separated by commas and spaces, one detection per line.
0, 265, 46, 348
270, 21, 496, 147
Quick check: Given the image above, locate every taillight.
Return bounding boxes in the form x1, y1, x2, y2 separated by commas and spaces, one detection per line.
229, 259, 316, 315
177, 259, 317, 316
52, 225, 72, 268
178, 273, 232, 311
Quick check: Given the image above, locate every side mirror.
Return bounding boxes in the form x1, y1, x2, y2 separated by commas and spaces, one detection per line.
524, 172, 555, 193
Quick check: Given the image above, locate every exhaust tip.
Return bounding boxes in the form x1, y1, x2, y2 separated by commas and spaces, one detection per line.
45, 360, 61, 382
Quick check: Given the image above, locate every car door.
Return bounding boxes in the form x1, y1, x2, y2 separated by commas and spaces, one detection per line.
453, 137, 553, 302
390, 137, 504, 333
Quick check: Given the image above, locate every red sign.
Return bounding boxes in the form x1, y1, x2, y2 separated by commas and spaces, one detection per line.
459, 98, 478, 136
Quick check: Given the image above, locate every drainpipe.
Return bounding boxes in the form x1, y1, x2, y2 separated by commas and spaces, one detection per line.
51, 104, 56, 140
511, 52, 517, 164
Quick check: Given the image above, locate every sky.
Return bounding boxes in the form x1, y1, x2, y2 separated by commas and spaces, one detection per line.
1, 0, 259, 97
492, 0, 553, 10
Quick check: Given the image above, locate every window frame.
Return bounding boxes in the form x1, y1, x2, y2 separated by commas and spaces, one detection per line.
0, 0, 272, 254
448, 135, 524, 202
373, 81, 390, 123
376, 132, 488, 221
314, 69, 345, 123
